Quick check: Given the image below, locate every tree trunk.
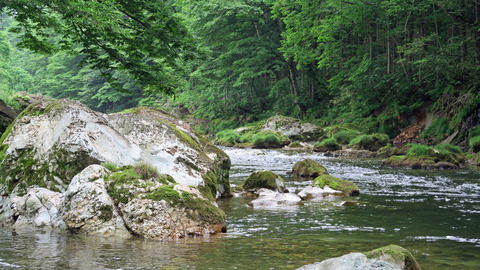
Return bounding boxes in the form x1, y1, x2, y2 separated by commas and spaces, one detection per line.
287, 61, 304, 118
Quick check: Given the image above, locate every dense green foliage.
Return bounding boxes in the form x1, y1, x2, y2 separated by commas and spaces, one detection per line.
1, 0, 480, 140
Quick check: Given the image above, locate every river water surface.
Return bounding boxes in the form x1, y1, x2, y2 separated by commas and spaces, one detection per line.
1, 148, 479, 269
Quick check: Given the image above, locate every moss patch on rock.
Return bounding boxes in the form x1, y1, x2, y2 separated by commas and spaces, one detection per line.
313, 174, 360, 196
382, 143, 466, 169
241, 171, 286, 193
145, 185, 226, 225
364, 244, 421, 270
313, 138, 341, 152
377, 145, 406, 157
348, 133, 389, 151
291, 159, 328, 177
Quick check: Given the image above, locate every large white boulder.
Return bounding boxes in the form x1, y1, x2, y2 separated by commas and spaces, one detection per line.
0, 96, 230, 199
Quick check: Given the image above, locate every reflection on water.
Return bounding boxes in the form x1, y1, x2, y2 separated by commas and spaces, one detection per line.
0, 148, 479, 269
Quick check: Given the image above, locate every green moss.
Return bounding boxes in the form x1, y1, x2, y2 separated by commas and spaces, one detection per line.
288, 141, 303, 148
292, 159, 328, 177
314, 138, 341, 152
469, 135, 480, 153
313, 174, 360, 196
145, 184, 182, 204
98, 205, 113, 221
167, 122, 203, 153
435, 143, 462, 154
251, 130, 289, 148
101, 162, 119, 172
146, 184, 225, 225
200, 170, 218, 201
407, 144, 431, 156
215, 129, 241, 146
377, 145, 406, 157
364, 245, 421, 270
333, 129, 362, 144
421, 117, 451, 140
242, 171, 284, 192
349, 133, 389, 151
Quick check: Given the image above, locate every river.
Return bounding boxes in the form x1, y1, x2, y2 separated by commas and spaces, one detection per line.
0, 148, 479, 269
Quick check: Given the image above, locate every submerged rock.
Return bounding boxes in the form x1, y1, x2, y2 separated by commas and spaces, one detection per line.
8, 188, 65, 229
297, 185, 343, 200
291, 159, 328, 177
0, 95, 230, 199
241, 171, 287, 194
249, 188, 302, 209
297, 244, 421, 270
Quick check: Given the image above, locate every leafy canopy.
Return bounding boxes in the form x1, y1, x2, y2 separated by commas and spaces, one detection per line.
0, 0, 195, 95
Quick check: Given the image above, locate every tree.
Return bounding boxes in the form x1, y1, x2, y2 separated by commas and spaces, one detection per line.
0, 0, 195, 95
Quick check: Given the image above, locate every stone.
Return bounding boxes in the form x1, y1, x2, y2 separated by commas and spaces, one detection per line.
9, 188, 65, 229
297, 185, 343, 200
323, 149, 377, 158
381, 155, 460, 170
297, 245, 421, 270
261, 115, 325, 142
105, 165, 226, 239
60, 165, 130, 237
291, 159, 328, 177
348, 133, 389, 151
313, 175, 360, 196
0, 95, 230, 198
0, 99, 18, 134
241, 171, 286, 194
249, 188, 302, 209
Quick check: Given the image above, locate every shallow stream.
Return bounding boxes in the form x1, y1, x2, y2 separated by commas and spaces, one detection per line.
1, 148, 479, 269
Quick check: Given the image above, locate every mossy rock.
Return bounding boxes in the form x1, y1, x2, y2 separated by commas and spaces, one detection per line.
252, 130, 290, 148
241, 171, 286, 193
364, 244, 421, 270
377, 145, 407, 157
313, 174, 359, 196
349, 133, 389, 151
313, 139, 341, 152
288, 141, 303, 148
291, 159, 328, 177
381, 155, 459, 170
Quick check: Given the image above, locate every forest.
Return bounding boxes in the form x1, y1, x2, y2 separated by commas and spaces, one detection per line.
1, 0, 479, 141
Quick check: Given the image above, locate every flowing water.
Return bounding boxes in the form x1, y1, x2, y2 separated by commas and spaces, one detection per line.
1, 148, 479, 269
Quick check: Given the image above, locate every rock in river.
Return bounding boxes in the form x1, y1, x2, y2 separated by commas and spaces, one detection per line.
297, 244, 421, 270
0, 95, 230, 239
0, 95, 230, 198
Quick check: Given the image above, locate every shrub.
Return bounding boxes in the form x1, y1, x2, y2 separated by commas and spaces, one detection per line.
469, 136, 480, 152
215, 129, 241, 146
421, 118, 450, 139
252, 131, 286, 148
434, 143, 462, 154
469, 125, 480, 139
101, 162, 118, 172
333, 129, 361, 144
406, 144, 431, 156
349, 134, 375, 147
